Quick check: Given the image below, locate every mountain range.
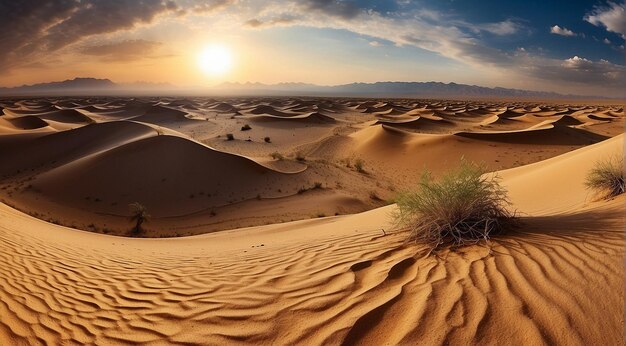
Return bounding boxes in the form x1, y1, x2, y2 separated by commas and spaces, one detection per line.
0, 77, 609, 99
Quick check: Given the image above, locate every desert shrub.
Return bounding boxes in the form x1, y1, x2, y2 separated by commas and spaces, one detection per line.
264, 136, 271, 143
313, 182, 323, 189
585, 155, 624, 199
241, 124, 252, 131
270, 152, 284, 160
355, 159, 365, 173
296, 151, 306, 162
226, 133, 235, 141
129, 202, 150, 235
393, 161, 514, 253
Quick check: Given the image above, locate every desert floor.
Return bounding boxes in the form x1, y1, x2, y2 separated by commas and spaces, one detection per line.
0, 97, 623, 344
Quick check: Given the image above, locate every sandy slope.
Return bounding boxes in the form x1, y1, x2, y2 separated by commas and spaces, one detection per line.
0, 132, 623, 345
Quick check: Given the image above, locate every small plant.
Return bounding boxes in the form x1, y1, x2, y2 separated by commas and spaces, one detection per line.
296, 151, 306, 162
264, 136, 271, 143
393, 160, 514, 253
129, 202, 150, 235
270, 152, 284, 160
241, 124, 252, 131
585, 155, 624, 199
313, 182, 323, 189
355, 159, 365, 173
316, 212, 326, 218
226, 133, 235, 141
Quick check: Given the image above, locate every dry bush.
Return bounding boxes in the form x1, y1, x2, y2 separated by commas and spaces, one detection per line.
393, 161, 514, 253
270, 152, 284, 160
585, 155, 624, 199
129, 202, 150, 235
354, 158, 365, 173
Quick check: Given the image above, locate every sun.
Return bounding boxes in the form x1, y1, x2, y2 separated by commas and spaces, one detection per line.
197, 44, 233, 76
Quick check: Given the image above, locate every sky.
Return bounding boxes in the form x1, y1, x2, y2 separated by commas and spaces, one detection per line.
0, 0, 624, 97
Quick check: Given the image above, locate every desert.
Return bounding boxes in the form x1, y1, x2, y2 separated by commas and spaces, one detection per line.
1, 0, 625, 344
0, 96, 624, 344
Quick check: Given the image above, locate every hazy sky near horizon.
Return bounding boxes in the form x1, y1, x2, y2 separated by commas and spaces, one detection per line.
1, 0, 625, 97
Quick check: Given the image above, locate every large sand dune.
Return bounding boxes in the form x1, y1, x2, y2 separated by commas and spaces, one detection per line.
0, 127, 622, 344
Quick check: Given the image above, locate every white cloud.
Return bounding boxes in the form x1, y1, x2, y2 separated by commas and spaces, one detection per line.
478, 19, 522, 35
550, 25, 576, 36
584, 1, 626, 38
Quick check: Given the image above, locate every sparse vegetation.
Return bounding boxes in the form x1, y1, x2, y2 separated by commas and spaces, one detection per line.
296, 151, 306, 162
355, 158, 365, 173
241, 124, 252, 131
393, 160, 514, 253
585, 155, 624, 199
264, 136, 271, 143
314, 182, 323, 189
226, 133, 235, 141
129, 202, 150, 235
270, 152, 284, 160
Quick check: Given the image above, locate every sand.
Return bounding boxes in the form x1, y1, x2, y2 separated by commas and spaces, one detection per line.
0, 97, 623, 344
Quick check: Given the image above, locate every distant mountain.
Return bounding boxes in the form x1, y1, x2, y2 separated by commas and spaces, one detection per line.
216, 81, 592, 99
0, 78, 608, 99
0, 77, 174, 96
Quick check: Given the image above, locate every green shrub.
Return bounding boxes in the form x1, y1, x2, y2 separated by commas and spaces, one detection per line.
393, 161, 514, 253
585, 155, 624, 199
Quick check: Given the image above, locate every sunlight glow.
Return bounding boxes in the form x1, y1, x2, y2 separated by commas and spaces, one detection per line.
197, 45, 233, 76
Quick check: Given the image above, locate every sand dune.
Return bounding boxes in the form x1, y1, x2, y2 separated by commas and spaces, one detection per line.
130, 105, 196, 124
0, 121, 157, 178
30, 108, 95, 124
0, 115, 49, 130
0, 131, 622, 344
248, 111, 337, 123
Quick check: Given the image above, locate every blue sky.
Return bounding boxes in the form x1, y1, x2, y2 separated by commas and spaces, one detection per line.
2, 0, 625, 97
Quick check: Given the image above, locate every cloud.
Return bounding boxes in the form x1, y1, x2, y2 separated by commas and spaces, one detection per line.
237, 1, 623, 94
301, 0, 361, 19
479, 20, 522, 35
584, 1, 626, 38
0, 0, 183, 72
191, 0, 235, 14
80, 40, 163, 62
550, 25, 577, 36
244, 16, 296, 28
369, 40, 380, 47
0, 0, 238, 72
524, 55, 626, 89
